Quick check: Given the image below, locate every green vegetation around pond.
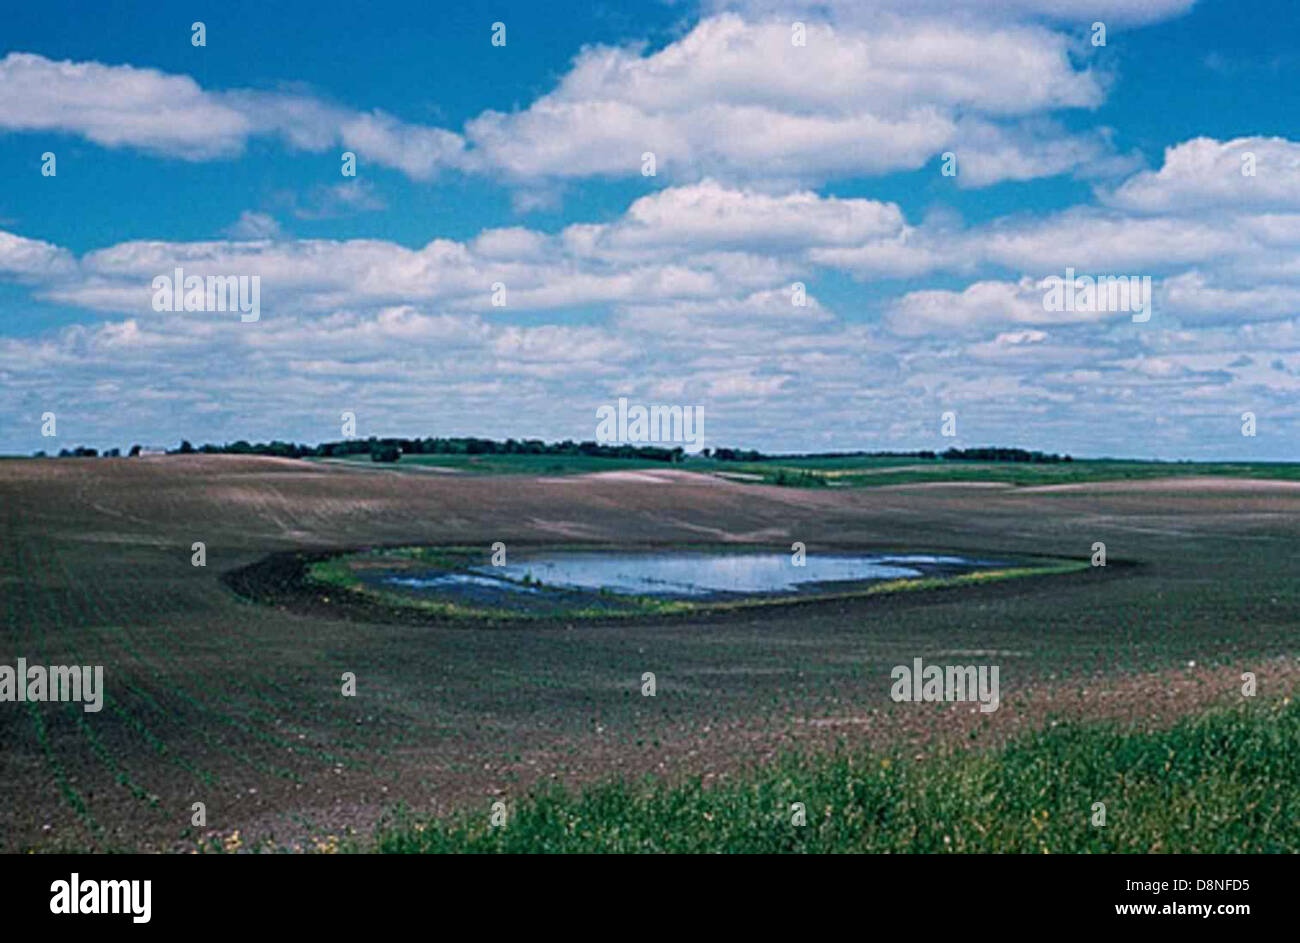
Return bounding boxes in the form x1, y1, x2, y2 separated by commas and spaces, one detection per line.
302, 544, 1088, 624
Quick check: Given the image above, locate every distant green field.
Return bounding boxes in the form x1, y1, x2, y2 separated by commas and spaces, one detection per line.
717, 457, 1300, 488
313, 451, 1300, 488
368, 697, 1300, 854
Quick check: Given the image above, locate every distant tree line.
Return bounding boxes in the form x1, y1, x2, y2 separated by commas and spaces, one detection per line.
701, 447, 766, 461
31, 439, 1069, 464
939, 447, 1071, 463
33, 438, 681, 462
37, 446, 112, 458
208, 436, 696, 464
36, 436, 704, 463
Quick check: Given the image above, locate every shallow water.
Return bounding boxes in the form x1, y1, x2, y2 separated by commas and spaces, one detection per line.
386, 573, 541, 594
386, 551, 979, 598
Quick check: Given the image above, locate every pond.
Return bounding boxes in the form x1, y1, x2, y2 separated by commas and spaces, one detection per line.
386, 551, 987, 599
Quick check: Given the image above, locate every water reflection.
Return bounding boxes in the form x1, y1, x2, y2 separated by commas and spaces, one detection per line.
385, 551, 981, 597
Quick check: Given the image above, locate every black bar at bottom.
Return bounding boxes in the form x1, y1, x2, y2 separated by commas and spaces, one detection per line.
0, 854, 1283, 931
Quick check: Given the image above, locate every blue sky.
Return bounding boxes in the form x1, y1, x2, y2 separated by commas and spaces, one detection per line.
1, 0, 1298, 457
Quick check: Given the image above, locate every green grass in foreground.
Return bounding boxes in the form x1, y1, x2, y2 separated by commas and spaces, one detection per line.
369, 697, 1299, 853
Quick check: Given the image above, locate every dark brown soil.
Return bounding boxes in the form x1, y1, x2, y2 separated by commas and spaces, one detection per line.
1, 456, 1296, 852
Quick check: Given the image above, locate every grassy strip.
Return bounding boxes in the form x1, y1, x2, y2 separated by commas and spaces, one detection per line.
368, 697, 1299, 853
862, 562, 1089, 596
